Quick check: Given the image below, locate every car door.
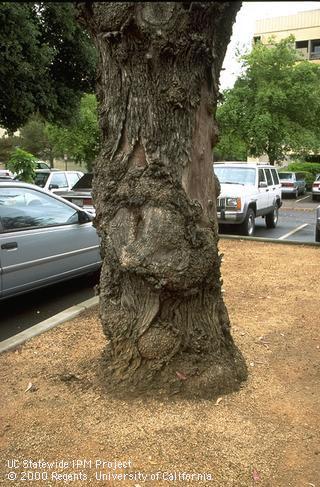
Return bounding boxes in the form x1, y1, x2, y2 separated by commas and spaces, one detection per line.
257, 168, 269, 212
47, 172, 69, 195
264, 168, 275, 209
0, 185, 100, 299
270, 168, 282, 203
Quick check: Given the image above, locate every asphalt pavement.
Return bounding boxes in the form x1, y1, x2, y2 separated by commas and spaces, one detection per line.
0, 274, 97, 341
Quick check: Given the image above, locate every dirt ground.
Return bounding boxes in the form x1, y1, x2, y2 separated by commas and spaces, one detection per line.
0, 240, 319, 487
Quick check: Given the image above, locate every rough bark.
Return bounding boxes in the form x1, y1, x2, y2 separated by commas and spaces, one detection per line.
77, 2, 247, 399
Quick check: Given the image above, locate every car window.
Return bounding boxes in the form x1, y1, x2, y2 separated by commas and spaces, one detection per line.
36, 162, 50, 169
72, 173, 93, 190
68, 173, 81, 187
271, 169, 280, 185
50, 173, 68, 188
279, 173, 292, 180
0, 187, 79, 232
214, 167, 256, 186
258, 169, 266, 184
264, 168, 273, 186
34, 172, 50, 188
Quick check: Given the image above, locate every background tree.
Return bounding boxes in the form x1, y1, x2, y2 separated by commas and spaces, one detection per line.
213, 130, 247, 161
45, 94, 100, 171
0, 134, 21, 165
217, 36, 320, 165
19, 114, 51, 160
78, 2, 247, 398
0, 2, 97, 132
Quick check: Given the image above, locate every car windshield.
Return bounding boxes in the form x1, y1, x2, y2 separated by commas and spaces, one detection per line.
279, 173, 293, 180
71, 173, 93, 190
34, 172, 50, 187
214, 166, 256, 186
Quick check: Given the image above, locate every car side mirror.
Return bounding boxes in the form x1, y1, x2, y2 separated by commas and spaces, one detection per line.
78, 210, 93, 224
259, 181, 267, 188
49, 184, 59, 190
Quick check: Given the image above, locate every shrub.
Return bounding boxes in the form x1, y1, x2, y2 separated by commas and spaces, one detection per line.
7, 148, 37, 183
286, 161, 320, 178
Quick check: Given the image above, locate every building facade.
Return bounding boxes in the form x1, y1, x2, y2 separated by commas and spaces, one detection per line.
253, 9, 320, 64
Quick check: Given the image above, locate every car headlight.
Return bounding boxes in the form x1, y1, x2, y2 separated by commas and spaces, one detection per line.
225, 197, 241, 210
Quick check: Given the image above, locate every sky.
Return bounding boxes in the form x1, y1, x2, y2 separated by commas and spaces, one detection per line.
220, 1, 320, 90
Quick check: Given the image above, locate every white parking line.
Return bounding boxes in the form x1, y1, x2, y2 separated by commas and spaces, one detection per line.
296, 195, 310, 203
278, 223, 309, 240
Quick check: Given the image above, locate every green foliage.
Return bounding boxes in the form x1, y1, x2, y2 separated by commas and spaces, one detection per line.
45, 94, 100, 170
0, 3, 97, 132
214, 132, 247, 161
7, 148, 37, 183
217, 37, 320, 165
19, 114, 51, 159
0, 134, 21, 164
285, 161, 320, 178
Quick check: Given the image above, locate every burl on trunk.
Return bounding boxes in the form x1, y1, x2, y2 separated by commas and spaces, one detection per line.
78, 2, 247, 398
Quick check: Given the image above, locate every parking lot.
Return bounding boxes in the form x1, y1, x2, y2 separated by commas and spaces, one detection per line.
220, 193, 319, 243
1, 192, 319, 343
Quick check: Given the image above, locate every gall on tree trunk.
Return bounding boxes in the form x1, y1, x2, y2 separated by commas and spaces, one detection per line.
78, 2, 247, 398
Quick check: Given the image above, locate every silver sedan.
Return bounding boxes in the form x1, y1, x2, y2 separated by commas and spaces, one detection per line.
0, 182, 101, 300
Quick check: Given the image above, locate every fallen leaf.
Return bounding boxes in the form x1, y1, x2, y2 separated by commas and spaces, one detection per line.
176, 371, 187, 381
215, 397, 223, 406
252, 468, 260, 481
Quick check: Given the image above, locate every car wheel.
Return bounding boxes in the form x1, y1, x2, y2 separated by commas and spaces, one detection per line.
266, 206, 278, 229
240, 208, 255, 236
316, 227, 320, 243
312, 195, 319, 202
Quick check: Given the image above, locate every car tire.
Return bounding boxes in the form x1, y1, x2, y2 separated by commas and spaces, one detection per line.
316, 227, 320, 243
312, 195, 319, 202
240, 208, 255, 236
266, 205, 278, 229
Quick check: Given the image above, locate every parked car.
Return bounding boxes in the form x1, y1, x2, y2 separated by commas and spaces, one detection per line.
0, 169, 14, 178
214, 162, 282, 236
0, 181, 101, 300
278, 171, 306, 198
312, 174, 320, 201
59, 173, 94, 215
316, 207, 320, 243
0, 175, 14, 181
33, 170, 83, 195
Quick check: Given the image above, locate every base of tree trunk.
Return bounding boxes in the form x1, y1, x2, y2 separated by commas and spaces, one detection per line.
99, 345, 247, 400
98, 288, 247, 400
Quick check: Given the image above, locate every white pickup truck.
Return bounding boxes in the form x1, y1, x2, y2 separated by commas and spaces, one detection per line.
214, 162, 282, 236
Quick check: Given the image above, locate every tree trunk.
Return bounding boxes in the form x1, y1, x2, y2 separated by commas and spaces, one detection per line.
78, 2, 247, 398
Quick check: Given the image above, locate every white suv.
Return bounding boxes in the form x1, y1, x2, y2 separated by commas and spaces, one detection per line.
33, 170, 83, 195
214, 162, 282, 236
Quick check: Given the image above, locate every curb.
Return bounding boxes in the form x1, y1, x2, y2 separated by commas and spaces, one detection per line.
220, 234, 320, 247
0, 296, 99, 355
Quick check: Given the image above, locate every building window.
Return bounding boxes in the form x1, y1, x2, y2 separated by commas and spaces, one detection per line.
295, 40, 308, 60
295, 40, 308, 50
310, 39, 320, 59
